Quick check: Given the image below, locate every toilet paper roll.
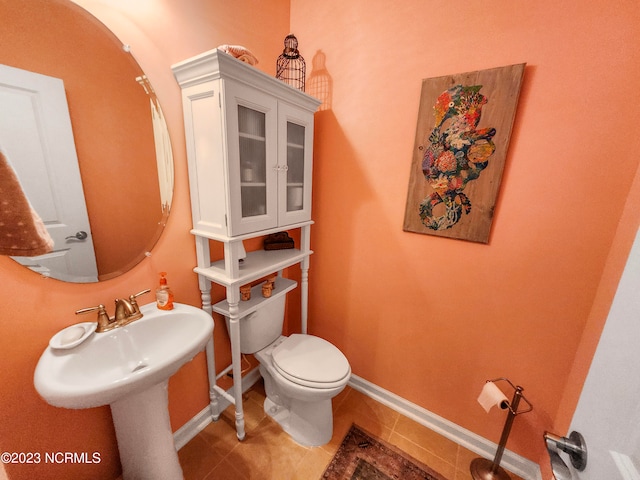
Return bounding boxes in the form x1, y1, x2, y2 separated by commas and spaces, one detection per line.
477, 381, 510, 413
291, 186, 303, 209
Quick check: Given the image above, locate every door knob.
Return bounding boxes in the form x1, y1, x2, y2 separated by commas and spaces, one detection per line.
544, 430, 587, 476
65, 231, 88, 240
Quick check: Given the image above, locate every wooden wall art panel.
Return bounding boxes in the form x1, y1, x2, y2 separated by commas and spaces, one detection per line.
403, 63, 525, 243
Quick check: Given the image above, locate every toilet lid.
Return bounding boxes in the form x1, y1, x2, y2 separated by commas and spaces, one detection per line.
272, 334, 351, 388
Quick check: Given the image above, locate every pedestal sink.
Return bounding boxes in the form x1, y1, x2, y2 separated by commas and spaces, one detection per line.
34, 302, 214, 480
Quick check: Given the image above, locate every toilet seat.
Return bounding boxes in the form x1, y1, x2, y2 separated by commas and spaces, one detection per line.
271, 334, 350, 389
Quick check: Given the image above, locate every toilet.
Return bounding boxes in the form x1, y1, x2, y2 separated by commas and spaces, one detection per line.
226, 282, 351, 447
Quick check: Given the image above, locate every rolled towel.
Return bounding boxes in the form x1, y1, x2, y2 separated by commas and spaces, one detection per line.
217, 44, 259, 65
0, 148, 54, 256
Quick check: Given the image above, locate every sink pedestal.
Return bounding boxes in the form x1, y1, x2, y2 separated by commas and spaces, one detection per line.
110, 380, 182, 480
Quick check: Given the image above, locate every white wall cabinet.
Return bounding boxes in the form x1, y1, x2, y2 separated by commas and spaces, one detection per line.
174, 49, 317, 238
172, 49, 320, 441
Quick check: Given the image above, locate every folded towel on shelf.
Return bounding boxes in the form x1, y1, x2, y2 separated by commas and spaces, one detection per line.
217, 44, 259, 65
0, 149, 54, 256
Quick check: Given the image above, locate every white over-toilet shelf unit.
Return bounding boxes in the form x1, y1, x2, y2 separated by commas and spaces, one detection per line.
172, 49, 321, 441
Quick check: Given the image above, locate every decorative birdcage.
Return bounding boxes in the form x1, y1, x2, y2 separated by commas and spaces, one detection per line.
276, 34, 306, 92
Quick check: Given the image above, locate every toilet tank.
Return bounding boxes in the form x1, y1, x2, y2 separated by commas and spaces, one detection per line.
217, 278, 297, 354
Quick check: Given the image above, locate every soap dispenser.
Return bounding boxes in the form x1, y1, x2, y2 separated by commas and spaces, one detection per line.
156, 272, 174, 310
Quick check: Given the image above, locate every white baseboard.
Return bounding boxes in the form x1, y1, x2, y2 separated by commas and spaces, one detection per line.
173, 370, 541, 480
173, 367, 262, 450
348, 374, 542, 480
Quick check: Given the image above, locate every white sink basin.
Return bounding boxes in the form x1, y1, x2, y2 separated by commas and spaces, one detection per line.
34, 302, 213, 480
35, 302, 213, 409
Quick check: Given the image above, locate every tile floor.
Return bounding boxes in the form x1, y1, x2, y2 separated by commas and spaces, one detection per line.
178, 381, 526, 480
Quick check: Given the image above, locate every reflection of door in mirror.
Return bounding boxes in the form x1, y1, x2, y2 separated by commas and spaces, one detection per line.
0, 65, 99, 282
0, 0, 174, 283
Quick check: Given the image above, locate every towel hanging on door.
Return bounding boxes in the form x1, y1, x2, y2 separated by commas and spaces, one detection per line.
0, 148, 54, 256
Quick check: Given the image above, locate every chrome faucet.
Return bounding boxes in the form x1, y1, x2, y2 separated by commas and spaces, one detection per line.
76, 289, 150, 332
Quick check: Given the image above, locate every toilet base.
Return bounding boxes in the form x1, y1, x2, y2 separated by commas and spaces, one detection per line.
264, 396, 333, 447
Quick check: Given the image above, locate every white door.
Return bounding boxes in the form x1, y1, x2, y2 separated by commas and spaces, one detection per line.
0, 64, 98, 282
564, 226, 640, 479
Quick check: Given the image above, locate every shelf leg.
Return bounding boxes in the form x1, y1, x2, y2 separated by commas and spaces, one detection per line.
301, 258, 309, 335
195, 237, 220, 421
205, 338, 221, 421
195, 237, 213, 314
300, 224, 311, 334
199, 281, 212, 314
200, 279, 219, 421
226, 287, 246, 441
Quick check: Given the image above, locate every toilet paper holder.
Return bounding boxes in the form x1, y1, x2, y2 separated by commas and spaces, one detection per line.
470, 378, 533, 480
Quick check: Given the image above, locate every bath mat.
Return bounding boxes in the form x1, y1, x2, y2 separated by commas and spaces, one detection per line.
322, 424, 448, 480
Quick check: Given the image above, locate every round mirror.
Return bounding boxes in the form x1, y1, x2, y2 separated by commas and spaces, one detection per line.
0, 0, 173, 283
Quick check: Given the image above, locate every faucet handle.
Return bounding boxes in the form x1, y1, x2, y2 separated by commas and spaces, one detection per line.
76, 304, 112, 332
129, 289, 151, 314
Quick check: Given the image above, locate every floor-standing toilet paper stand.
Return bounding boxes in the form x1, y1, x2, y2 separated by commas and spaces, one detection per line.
470, 378, 533, 480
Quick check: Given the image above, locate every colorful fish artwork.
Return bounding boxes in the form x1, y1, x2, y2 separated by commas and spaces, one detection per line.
419, 85, 496, 231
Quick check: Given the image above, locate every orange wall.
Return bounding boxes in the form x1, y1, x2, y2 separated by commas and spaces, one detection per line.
292, 0, 640, 470
0, 1, 288, 479
1, 0, 640, 479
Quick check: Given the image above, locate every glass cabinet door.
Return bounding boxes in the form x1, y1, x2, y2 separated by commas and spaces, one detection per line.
238, 105, 267, 218
278, 102, 314, 226
224, 81, 278, 236
286, 121, 305, 213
